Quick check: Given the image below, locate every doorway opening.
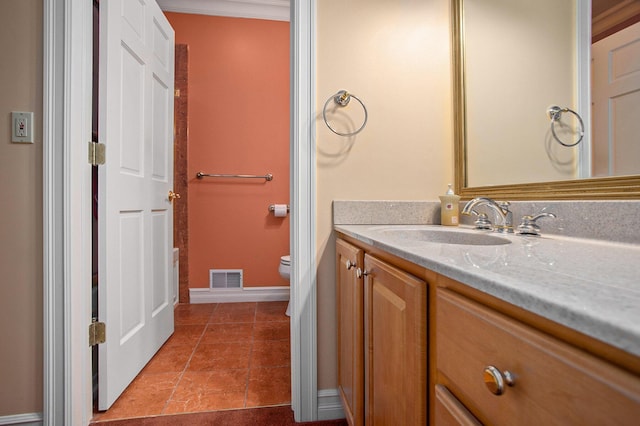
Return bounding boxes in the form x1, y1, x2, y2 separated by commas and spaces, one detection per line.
91, 3, 292, 420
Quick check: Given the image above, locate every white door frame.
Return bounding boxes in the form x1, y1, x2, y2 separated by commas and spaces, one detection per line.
577, 0, 591, 178
290, 0, 317, 421
42, 0, 67, 424
44, 0, 94, 424
43, 0, 318, 424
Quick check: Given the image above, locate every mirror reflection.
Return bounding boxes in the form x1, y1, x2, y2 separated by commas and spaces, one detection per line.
592, 0, 640, 178
457, 0, 640, 191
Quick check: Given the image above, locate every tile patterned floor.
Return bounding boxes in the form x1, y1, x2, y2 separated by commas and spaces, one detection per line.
92, 301, 291, 422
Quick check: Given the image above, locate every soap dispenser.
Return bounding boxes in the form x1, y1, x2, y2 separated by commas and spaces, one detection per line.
439, 184, 461, 226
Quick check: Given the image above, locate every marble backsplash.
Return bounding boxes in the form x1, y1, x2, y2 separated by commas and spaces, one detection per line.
333, 200, 640, 245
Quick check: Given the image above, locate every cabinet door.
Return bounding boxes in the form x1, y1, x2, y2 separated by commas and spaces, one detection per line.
364, 254, 427, 426
336, 239, 365, 426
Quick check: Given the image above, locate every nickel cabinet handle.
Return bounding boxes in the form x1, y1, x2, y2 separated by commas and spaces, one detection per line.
483, 365, 515, 395
345, 260, 357, 270
356, 268, 369, 279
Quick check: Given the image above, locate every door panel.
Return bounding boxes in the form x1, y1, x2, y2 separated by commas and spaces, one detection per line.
592, 21, 640, 176
98, 0, 175, 410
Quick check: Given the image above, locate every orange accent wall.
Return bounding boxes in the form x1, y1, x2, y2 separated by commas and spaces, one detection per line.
166, 13, 290, 289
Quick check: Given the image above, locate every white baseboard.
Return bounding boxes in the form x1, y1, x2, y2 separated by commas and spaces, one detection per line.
0, 413, 43, 426
317, 389, 346, 421
189, 286, 290, 303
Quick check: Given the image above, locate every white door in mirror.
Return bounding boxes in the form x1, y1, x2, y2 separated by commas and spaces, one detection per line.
11, 111, 33, 143
592, 21, 640, 176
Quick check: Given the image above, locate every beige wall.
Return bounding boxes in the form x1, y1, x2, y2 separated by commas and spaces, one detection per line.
316, 0, 453, 389
0, 0, 44, 416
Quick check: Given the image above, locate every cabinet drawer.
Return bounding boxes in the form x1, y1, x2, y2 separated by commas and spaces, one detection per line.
435, 384, 482, 426
436, 289, 640, 426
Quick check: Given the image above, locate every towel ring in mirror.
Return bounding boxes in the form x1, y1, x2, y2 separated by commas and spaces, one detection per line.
548, 105, 584, 147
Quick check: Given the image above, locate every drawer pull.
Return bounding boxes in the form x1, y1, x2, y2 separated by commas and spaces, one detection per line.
345, 260, 357, 270
483, 365, 515, 395
356, 268, 369, 278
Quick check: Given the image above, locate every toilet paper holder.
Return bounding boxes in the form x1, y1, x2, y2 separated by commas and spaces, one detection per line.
269, 204, 290, 214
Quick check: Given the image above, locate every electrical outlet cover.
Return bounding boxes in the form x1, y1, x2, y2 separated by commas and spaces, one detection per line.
11, 111, 34, 143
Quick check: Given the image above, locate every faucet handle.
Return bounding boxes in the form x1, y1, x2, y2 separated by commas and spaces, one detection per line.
517, 212, 556, 236
466, 209, 493, 230
474, 212, 493, 230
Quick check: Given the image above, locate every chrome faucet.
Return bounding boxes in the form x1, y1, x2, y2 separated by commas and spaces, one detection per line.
462, 197, 514, 233
517, 212, 556, 236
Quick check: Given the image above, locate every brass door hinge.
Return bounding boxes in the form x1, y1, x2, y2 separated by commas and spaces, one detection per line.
89, 319, 106, 346
88, 141, 106, 165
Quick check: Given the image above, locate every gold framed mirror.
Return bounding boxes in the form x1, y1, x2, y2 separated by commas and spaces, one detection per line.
452, 0, 640, 200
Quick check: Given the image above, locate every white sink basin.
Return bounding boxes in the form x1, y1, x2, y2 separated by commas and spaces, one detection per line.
377, 227, 511, 246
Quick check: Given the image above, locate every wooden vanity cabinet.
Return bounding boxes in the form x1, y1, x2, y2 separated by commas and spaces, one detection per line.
336, 238, 427, 426
337, 232, 640, 425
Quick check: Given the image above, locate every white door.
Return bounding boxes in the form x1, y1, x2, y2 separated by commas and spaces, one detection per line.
98, 0, 175, 410
592, 21, 640, 177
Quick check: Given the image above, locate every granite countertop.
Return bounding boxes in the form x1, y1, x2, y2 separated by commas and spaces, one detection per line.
335, 223, 640, 358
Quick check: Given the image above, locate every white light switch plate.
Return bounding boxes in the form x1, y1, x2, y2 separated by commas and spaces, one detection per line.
12, 111, 34, 143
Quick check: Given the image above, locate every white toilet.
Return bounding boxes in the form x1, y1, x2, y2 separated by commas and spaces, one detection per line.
279, 255, 291, 316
